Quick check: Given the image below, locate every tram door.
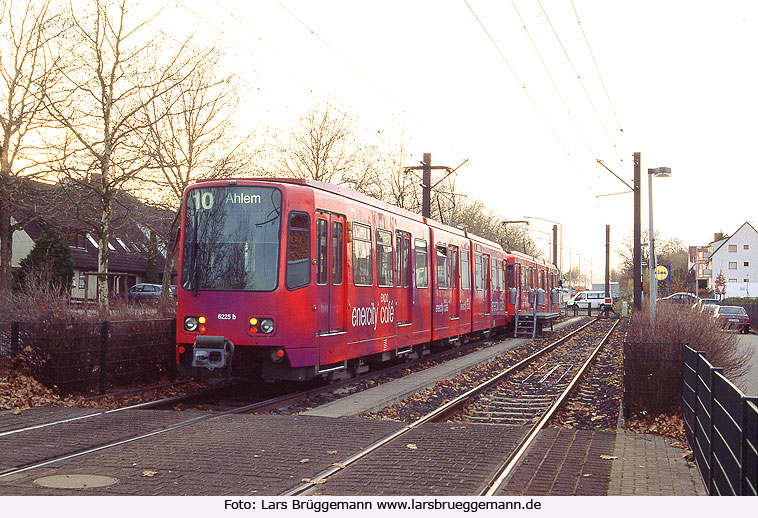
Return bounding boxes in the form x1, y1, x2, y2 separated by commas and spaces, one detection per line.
483, 254, 491, 314
315, 213, 347, 364
395, 231, 412, 325
449, 245, 460, 319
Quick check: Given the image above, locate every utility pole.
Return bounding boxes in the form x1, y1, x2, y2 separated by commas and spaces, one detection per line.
403, 153, 460, 220
422, 153, 431, 218
552, 225, 558, 270
633, 152, 642, 311
605, 224, 610, 302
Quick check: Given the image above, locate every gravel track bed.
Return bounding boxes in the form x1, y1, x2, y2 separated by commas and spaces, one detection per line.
449, 319, 618, 425
359, 318, 594, 422
548, 318, 626, 431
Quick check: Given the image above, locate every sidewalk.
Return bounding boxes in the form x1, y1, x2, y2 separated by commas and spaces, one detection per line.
607, 429, 706, 495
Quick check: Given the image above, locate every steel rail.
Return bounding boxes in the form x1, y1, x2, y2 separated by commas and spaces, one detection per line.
0, 322, 551, 478
281, 318, 599, 496
479, 318, 620, 496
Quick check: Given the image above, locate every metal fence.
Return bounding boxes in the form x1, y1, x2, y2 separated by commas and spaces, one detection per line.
622, 339, 684, 417
0, 319, 176, 395
682, 345, 758, 495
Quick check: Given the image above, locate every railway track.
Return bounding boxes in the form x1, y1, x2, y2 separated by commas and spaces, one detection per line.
283, 317, 618, 496
0, 317, 593, 487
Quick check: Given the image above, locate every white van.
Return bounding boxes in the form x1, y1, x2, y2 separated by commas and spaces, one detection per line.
566, 291, 611, 311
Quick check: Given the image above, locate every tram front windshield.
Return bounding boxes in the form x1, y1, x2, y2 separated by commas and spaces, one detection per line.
181, 186, 282, 292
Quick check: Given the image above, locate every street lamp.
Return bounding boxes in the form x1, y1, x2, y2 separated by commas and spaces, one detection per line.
648, 166, 671, 327
524, 216, 562, 275
500, 220, 529, 251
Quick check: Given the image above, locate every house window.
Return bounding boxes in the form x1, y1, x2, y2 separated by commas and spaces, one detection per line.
79, 274, 85, 290
729, 245, 737, 252
745, 244, 750, 250
745, 262, 750, 267
729, 262, 737, 269
745, 279, 750, 283
86, 233, 99, 249
729, 278, 737, 283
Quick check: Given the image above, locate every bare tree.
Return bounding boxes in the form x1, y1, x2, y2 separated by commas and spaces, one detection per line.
138, 50, 243, 308
270, 102, 385, 197
0, 0, 63, 291
43, 0, 194, 309
450, 199, 540, 256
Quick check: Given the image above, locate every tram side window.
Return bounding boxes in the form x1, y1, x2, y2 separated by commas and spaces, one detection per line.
316, 219, 328, 285
461, 250, 470, 290
332, 222, 343, 285
285, 211, 311, 290
415, 239, 428, 288
506, 263, 514, 291
436, 245, 448, 289
353, 222, 373, 286
491, 259, 497, 289
474, 254, 482, 290
376, 229, 393, 287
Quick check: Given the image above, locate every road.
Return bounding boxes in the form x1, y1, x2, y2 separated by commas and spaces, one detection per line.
731, 332, 757, 396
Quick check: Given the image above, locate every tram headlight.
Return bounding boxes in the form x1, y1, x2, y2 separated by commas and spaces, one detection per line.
259, 318, 274, 334
184, 316, 199, 332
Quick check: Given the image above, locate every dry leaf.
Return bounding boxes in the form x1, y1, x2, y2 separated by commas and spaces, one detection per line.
142, 470, 158, 477
332, 462, 346, 469
312, 479, 328, 485
11, 408, 21, 415
582, 473, 592, 477
301, 478, 311, 483
406, 443, 418, 450
299, 458, 310, 464
325, 450, 337, 455
599, 455, 617, 460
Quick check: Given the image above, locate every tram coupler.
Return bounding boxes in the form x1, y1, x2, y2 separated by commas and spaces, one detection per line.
192, 335, 235, 372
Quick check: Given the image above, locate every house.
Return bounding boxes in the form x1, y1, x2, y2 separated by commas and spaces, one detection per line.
1, 178, 177, 301
705, 222, 758, 298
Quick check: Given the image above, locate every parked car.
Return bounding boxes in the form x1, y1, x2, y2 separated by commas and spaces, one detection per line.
700, 303, 720, 317
127, 283, 175, 303
658, 292, 699, 305
713, 305, 750, 333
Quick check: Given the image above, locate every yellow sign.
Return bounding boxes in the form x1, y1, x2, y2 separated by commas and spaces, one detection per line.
655, 265, 670, 281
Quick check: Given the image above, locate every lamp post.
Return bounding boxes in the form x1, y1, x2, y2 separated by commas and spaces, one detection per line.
648, 166, 671, 327
524, 216, 562, 275
500, 220, 529, 250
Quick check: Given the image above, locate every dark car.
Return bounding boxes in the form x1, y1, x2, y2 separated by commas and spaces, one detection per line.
713, 305, 750, 333
127, 283, 172, 302
658, 292, 699, 305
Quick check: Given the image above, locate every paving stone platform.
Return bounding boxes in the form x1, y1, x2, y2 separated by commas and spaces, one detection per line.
497, 428, 616, 496
607, 429, 706, 495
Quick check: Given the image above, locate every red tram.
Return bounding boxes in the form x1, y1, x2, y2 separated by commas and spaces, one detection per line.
175, 178, 559, 382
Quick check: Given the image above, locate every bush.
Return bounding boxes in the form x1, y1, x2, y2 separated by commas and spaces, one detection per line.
623, 301, 752, 414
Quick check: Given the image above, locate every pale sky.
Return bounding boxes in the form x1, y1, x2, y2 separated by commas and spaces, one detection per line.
156, 0, 758, 281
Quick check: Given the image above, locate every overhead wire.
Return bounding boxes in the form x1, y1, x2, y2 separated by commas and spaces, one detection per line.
510, 0, 596, 159
462, 0, 572, 160
463, 0, 601, 200
535, 0, 625, 165
570, 0, 624, 135
174, 0, 395, 148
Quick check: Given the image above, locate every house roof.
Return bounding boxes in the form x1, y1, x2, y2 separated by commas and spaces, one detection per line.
710, 221, 758, 256
12, 178, 176, 275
